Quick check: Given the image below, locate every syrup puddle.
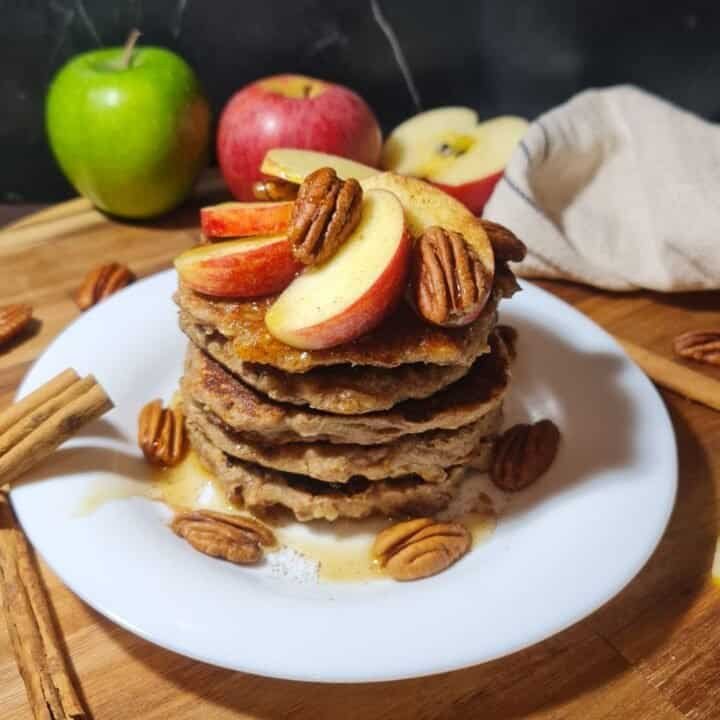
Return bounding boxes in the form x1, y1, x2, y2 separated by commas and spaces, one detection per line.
77, 449, 497, 583
75, 476, 153, 517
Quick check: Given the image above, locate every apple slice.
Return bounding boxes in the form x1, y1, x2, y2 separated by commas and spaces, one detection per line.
265, 189, 410, 350
361, 172, 494, 274
200, 201, 294, 238
381, 108, 528, 213
175, 235, 301, 298
261, 148, 378, 185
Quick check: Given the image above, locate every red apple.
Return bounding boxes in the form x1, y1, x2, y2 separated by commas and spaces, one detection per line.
381, 108, 528, 214
218, 74, 382, 201
200, 201, 293, 238
265, 189, 410, 350
175, 235, 301, 298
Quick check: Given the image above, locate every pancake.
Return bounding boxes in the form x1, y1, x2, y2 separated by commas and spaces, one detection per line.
189, 423, 492, 522
182, 333, 510, 444
175, 282, 500, 371
180, 312, 472, 414
185, 397, 500, 485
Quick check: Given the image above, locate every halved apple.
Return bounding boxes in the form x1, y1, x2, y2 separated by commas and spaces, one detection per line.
361, 172, 494, 274
175, 235, 301, 298
261, 148, 378, 185
200, 201, 294, 238
381, 108, 528, 213
265, 189, 410, 350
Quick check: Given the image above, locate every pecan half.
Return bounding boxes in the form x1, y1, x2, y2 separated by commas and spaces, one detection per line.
372, 518, 471, 581
252, 178, 299, 202
673, 330, 720, 367
495, 324, 518, 361
288, 167, 362, 265
411, 226, 492, 327
0, 304, 33, 346
481, 219, 527, 263
171, 509, 276, 564
138, 399, 187, 467
491, 419, 560, 492
75, 262, 134, 311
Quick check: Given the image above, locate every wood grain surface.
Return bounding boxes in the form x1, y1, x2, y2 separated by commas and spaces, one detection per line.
0, 182, 718, 719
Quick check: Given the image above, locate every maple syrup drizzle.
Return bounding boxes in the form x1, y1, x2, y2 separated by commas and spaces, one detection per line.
77, 450, 497, 582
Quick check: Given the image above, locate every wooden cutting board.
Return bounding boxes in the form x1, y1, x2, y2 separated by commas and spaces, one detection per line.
1, 181, 719, 719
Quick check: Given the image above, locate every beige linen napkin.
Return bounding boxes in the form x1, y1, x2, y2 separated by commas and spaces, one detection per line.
483, 85, 720, 291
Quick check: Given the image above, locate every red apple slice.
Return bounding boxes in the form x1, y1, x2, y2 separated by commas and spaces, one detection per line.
261, 148, 378, 185
200, 201, 294, 238
175, 235, 301, 298
381, 108, 528, 213
265, 189, 410, 350
361, 172, 494, 274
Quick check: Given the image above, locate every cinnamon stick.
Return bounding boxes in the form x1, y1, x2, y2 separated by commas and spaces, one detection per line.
0, 369, 114, 719
618, 338, 720, 412
0, 369, 79, 436
0, 495, 85, 719
0, 375, 97, 457
0, 380, 112, 485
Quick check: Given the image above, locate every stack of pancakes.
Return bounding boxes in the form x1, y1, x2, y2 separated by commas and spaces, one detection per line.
175, 277, 512, 522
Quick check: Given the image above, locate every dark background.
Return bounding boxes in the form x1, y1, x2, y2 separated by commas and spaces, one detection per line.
2, 0, 720, 203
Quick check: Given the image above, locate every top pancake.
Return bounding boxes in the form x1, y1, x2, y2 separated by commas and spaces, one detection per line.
180, 312, 472, 414
175, 282, 500, 372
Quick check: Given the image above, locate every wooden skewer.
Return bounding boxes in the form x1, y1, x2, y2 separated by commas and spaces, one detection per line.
618, 338, 720, 412
0, 369, 113, 719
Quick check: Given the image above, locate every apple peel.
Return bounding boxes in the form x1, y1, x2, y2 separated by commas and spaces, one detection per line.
200, 201, 293, 238
175, 234, 301, 299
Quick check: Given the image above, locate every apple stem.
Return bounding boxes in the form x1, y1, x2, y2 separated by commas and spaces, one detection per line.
119, 28, 141, 69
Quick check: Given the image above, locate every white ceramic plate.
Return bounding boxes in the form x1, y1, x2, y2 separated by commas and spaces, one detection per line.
11, 271, 676, 683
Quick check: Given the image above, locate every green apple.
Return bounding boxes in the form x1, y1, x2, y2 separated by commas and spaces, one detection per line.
46, 31, 210, 219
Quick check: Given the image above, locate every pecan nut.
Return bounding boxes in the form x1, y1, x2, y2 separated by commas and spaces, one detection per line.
288, 167, 362, 265
491, 419, 560, 492
75, 262, 134, 311
673, 330, 720, 367
171, 509, 276, 564
0, 304, 33, 346
411, 226, 492, 327
372, 518, 471, 581
138, 399, 187, 467
480, 219, 527, 263
252, 177, 299, 202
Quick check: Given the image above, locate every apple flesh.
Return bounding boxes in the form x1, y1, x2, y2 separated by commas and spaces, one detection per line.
381, 107, 528, 214
175, 235, 301, 298
261, 148, 378, 185
200, 201, 293, 238
361, 172, 494, 274
265, 189, 410, 350
218, 74, 382, 200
